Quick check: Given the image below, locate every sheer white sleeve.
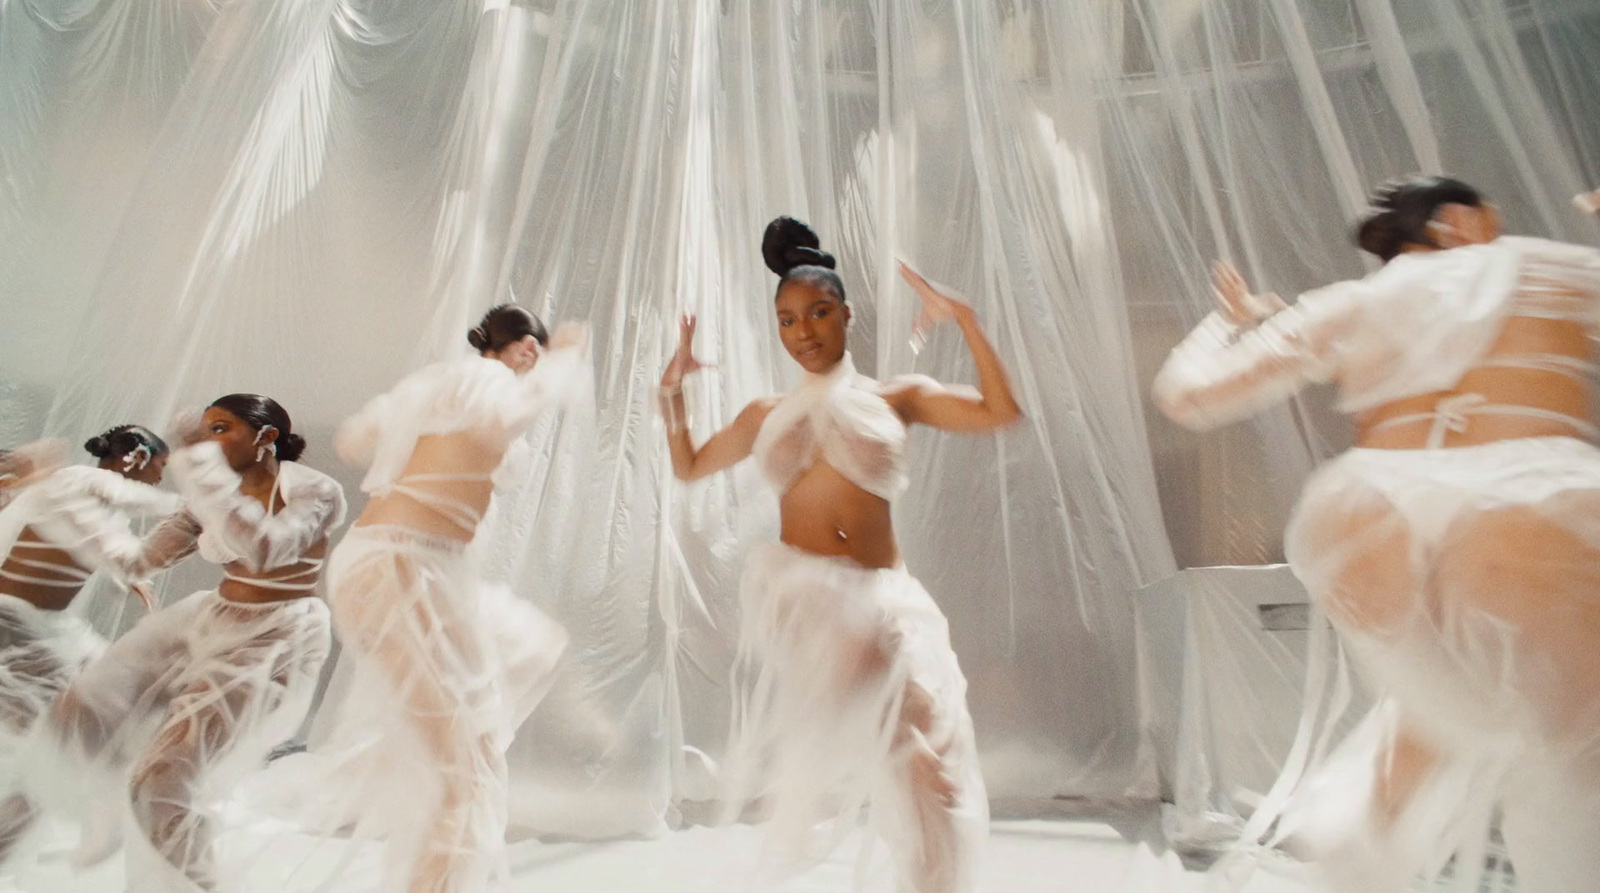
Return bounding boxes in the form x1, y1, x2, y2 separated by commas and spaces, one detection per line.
495, 341, 592, 433
169, 442, 344, 572
1152, 282, 1362, 431
335, 390, 393, 467
25, 468, 186, 587
136, 510, 202, 575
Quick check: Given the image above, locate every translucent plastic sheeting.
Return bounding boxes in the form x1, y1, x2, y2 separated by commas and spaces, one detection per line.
1, 0, 1598, 841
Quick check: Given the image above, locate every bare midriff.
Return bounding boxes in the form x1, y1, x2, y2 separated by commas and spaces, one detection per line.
0, 530, 87, 612
219, 537, 330, 604
352, 431, 503, 543
779, 461, 900, 570
1354, 315, 1595, 450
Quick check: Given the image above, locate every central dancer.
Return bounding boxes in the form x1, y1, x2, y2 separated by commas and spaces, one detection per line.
659, 217, 1020, 893
315, 304, 588, 893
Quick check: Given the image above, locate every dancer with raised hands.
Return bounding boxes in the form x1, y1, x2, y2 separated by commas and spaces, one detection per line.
1154, 176, 1600, 891
288, 304, 588, 893
0, 426, 178, 863
25, 395, 345, 893
660, 217, 1020, 893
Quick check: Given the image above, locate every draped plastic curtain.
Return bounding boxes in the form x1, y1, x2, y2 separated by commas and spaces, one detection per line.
2, 0, 1598, 838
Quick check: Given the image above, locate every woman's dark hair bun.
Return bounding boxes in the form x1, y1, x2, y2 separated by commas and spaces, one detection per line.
279, 433, 308, 463
84, 435, 112, 458
762, 217, 836, 277
467, 305, 548, 353
1353, 174, 1484, 262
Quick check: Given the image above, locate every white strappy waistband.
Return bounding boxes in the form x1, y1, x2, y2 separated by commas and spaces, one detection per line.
0, 541, 91, 590
372, 473, 492, 534
1367, 392, 1600, 449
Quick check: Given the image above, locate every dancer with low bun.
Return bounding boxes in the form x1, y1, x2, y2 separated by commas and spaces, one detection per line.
26, 395, 345, 892
284, 304, 588, 893
1155, 175, 1600, 891
661, 217, 1021, 893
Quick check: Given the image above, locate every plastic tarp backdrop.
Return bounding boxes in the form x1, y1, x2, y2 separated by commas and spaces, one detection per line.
2, 0, 1598, 838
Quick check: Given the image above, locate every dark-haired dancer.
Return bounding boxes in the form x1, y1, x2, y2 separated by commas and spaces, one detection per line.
26, 395, 345, 892
660, 218, 1019, 893
1154, 176, 1600, 891
0, 427, 178, 863
286, 305, 587, 893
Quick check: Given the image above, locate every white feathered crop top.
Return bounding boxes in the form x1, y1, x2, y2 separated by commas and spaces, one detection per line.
752, 353, 935, 501
334, 343, 589, 493
1153, 236, 1600, 430
163, 441, 348, 573
0, 465, 183, 588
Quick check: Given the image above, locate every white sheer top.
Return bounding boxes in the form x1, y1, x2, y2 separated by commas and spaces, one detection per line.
753, 353, 934, 501
1154, 236, 1600, 439
0, 465, 183, 592
335, 345, 589, 496
143, 442, 349, 593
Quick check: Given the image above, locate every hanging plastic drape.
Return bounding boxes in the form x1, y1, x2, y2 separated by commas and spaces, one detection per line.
2, 0, 1598, 840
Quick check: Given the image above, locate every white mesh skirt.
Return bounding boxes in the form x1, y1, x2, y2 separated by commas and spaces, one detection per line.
22, 590, 330, 893
272, 524, 569, 893
0, 596, 105, 857
1266, 436, 1600, 892
719, 543, 988, 893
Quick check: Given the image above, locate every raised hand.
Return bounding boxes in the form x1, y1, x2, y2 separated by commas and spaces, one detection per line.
1211, 260, 1286, 327
549, 321, 589, 353
661, 314, 708, 388
1574, 188, 1600, 216
170, 409, 209, 448
899, 260, 974, 341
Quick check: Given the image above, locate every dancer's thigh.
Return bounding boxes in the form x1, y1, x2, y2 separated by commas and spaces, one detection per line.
1431, 494, 1600, 743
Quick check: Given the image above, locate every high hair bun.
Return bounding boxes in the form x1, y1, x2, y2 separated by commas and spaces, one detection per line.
466, 325, 490, 351
762, 216, 836, 277
84, 435, 113, 458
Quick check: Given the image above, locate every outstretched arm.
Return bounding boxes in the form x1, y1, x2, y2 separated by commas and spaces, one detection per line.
659, 314, 774, 481
1152, 261, 1357, 431
889, 263, 1022, 431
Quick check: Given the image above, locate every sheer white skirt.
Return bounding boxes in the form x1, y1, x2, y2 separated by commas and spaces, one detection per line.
720, 543, 988, 893
275, 524, 568, 893
22, 590, 330, 893
1272, 436, 1600, 892
0, 596, 104, 859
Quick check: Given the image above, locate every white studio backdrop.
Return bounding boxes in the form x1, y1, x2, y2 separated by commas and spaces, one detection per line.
2, 0, 1598, 838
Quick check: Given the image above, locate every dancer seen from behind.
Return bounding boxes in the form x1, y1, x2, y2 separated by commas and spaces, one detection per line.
287, 304, 587, 893
25, 395, 345, 893
1154, 176, 1600, 892
660, 217, 1021, 893
0, 427, 177, 864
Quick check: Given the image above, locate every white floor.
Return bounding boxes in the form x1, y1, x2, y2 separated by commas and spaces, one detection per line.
2, 807, 1319, 893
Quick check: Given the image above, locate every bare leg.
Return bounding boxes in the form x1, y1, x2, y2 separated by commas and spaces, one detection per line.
334, 558, 505, 893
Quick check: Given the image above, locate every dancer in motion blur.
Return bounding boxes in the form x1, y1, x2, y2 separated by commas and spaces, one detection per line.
1154, 176, 1600, 891
0, 440, 70, 512
304, 304, 586, 893
659, 217, 1020, 893
0, 427, 177, 863
28, 396, 345, 893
